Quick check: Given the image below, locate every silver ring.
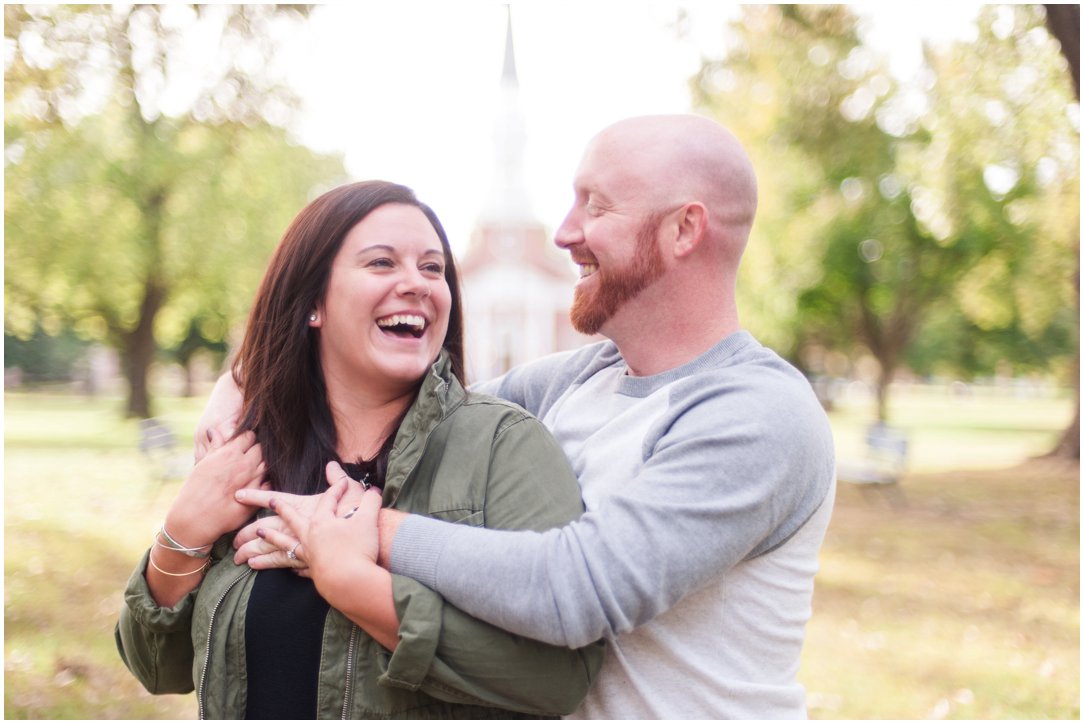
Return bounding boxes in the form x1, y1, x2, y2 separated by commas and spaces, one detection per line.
286, 542, 300, 560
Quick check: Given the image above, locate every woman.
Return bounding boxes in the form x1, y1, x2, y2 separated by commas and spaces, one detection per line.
116, 181, 603, 719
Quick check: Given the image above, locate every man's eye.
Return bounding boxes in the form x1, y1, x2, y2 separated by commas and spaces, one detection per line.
585, 202, 603, 217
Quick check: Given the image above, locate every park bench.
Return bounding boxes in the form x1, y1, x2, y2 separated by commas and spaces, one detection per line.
138, 418, 187, 482
837, 422, 909, 505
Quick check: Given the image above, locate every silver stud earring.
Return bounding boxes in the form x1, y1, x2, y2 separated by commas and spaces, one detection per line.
309, 313, 318, 322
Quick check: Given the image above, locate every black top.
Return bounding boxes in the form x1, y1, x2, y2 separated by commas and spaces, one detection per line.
243, 458, 382, 719
244, 569, 330, 719
341, 459, 379, 490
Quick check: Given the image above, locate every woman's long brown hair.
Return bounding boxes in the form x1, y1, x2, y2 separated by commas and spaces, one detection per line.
232, 181, 465, 494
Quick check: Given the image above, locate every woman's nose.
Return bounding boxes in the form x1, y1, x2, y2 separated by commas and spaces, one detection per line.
396, 268, 431, 298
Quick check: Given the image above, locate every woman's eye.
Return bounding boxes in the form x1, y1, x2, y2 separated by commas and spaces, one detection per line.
368, 258, 393, 268
421, 263, 444, 275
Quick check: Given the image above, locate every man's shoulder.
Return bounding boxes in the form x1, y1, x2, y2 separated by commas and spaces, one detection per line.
663, 333, 829, 437
474, 341, 622, 416
655, 331, 812, 398
515, 340, 622, 382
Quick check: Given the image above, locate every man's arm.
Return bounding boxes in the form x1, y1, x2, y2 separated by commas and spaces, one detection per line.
383, 379, 835, 648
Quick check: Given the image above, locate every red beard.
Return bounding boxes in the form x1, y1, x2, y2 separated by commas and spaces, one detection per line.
570, 212, 666, 335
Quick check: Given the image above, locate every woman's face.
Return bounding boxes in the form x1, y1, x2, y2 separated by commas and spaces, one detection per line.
313, 203, 452, 400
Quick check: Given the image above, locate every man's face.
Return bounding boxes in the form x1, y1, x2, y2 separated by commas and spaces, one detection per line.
556, 134, 668, 336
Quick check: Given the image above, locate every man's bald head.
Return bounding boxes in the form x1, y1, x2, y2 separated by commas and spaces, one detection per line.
585, 115, 758, 251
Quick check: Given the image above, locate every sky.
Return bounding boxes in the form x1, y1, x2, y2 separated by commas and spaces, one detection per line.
270, 2, 984, 254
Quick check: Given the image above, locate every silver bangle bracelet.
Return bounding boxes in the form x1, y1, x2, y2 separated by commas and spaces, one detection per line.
156, 526, 213, 558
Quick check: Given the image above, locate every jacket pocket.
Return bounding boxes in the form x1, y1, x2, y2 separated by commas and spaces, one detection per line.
426, 508, 483, 527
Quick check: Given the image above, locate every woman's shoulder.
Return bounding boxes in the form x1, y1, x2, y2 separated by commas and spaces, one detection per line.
440, 389, 566, 447
455, 391, 538, 428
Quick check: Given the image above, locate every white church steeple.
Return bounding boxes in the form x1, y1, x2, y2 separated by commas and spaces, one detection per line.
480, 8, 533, 223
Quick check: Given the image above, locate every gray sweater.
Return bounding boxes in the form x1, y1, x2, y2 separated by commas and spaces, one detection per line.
391, 331, 836, 719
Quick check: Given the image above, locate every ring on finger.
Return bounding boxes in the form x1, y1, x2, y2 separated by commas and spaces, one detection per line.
286, 542, 300, 561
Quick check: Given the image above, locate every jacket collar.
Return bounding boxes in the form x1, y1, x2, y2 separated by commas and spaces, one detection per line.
382, 350, 465, 504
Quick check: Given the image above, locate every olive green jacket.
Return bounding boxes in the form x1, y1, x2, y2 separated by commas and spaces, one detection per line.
115, 354, 604, 719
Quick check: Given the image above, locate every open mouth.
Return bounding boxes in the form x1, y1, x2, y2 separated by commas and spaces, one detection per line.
578, 263, 598, 279
376, 314, 427, 339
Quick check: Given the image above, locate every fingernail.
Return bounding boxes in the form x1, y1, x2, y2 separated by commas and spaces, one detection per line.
269, 499, 277, 510
236, 490, 247, 500
256, 528, 265, 538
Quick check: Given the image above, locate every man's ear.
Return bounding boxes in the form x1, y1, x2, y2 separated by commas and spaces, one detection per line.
672, 202, 708, 258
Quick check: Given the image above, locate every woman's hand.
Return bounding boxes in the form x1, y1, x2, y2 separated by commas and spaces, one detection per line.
232, 462, 370, 570
165, 429, 267, 549
194, 373, 244, 462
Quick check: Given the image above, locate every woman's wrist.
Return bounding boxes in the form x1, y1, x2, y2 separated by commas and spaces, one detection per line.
148, 545, 210, 577
162, 511, 220, 553
156, 526, 213, 557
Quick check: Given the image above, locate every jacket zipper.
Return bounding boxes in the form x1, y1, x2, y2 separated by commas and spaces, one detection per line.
197, 569, 252, 719
340, 625, 359, 719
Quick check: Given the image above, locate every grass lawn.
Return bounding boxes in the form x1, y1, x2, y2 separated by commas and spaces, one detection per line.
4, 386, 1080, 719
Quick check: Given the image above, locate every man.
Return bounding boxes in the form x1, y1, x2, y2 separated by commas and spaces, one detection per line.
377, 115, 836, 719
215, 115, 836, 718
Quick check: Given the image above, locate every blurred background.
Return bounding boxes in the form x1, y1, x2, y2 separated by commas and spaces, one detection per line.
4, 3, 1078, 719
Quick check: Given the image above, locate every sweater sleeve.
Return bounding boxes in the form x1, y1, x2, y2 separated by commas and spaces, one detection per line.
378, 414, 604, 715
390, 376, 835, 648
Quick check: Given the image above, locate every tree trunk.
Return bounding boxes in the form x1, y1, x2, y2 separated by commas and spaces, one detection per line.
123, 279, 166, 418
1046, 401, 1080, 459
875, 363, 893, 423
182, 357, 197, 398
1044, 5, 1080, 97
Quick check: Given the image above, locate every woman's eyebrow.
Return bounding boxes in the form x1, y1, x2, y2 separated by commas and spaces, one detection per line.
355, 244, 445, 257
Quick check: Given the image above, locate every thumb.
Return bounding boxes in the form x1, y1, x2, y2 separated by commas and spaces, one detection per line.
316, 469, 350, 516
325, 460, 356, 490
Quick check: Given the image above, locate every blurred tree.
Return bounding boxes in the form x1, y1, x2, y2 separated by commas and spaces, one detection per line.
5, 5, 345, 417
4, 327, 91, 384
169, 317, 229, 398
693, 5, 1078, 424
922, 5, 1079, 458
1042, 2, 1079, 460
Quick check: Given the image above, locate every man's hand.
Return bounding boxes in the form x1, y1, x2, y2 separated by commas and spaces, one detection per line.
194, 372, 244, 462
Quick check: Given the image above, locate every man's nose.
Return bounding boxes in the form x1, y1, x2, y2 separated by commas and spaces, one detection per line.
554, 211, 584, 249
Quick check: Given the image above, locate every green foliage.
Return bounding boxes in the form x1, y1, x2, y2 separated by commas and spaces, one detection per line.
693, 5, 1079, 419
4, 327, 90, 381
4, 4, 346, 416
5, 110, 340, 344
